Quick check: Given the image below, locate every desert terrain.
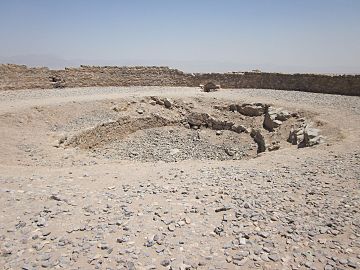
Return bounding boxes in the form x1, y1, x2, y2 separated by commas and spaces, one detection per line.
0, 86, 359, 270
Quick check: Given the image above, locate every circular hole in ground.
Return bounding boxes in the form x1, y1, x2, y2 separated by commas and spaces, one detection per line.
63, 97, 327, 163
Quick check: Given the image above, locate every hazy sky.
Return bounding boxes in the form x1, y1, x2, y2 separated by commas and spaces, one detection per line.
0, 0, 359, 73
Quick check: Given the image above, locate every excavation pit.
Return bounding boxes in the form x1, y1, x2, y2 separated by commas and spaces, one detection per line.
63, 96, 325, 162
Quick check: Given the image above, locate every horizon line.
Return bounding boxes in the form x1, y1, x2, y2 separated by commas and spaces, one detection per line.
1, 62, 359, 76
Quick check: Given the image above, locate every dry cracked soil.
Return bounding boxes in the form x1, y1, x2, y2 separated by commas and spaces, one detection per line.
0, 86, 359, 270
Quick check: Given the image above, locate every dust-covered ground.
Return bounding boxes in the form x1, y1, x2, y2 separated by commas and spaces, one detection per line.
0, 87, 359, 270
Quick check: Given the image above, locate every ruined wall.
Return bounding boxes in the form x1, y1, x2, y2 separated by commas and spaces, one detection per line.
193, 72, 360, 96
0, 64, 359, 96
0, 65, 194, 90
0, 64, 53, 90
54, 66, 194, 88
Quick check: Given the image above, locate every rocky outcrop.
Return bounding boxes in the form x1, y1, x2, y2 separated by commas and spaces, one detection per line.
186, 112, 237, 131
186, 112, 211, 128
301, 126, 324, 147
288, 123, 324, 148
264, 107, 291, 131
250, 129, 266, 153
237, 103, 266, 116
208, 118, 234, 130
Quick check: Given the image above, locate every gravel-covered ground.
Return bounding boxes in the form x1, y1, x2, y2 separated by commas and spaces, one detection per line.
0, 87, 359, 270
1, 86, 359, 114
97, 127, 257, 162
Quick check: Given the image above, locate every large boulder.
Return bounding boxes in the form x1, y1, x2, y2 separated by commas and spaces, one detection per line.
202, 82, 220, 92
264, 113, 282, 131
250, 129, 266, 153
163, 98, 172, 109
287, 127, 299, 145
187, 112, 211, 127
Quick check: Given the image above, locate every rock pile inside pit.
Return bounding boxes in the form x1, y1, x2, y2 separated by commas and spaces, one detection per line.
99, 126, 257, 162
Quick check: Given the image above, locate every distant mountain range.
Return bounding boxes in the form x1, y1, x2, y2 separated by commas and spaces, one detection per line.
0, 54, 77, 69
0, 54, 359, 75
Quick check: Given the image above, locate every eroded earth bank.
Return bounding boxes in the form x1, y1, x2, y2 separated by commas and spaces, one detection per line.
0, 87, 359, 270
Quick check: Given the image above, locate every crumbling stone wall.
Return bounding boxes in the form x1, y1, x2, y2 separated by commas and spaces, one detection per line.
192, 72, 360, 96
54, 66, 195, 88
0, 64, 53, 90
0, 64, 359, 96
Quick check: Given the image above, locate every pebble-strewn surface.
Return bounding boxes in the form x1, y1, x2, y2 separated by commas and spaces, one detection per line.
98, 127, 257, 162
0, 87, 359, 270
1, 87, 360, 113
1, 152, 359, 270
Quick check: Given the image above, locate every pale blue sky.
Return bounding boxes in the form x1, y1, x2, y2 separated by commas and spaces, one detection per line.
0, 0, 359, 73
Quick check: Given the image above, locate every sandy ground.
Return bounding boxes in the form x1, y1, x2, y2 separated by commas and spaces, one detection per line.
0, 87, 359, 270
